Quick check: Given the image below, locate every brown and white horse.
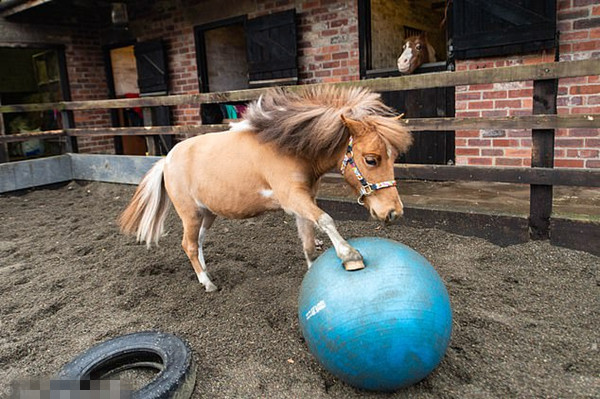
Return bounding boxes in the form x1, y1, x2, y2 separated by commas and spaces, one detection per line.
120, 87, 412, 292
397, 33, 436, 74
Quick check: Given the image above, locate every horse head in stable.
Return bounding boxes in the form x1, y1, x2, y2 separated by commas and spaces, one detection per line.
397, 32, 436, 74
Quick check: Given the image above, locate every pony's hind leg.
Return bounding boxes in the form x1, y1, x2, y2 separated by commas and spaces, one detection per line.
197, 211, 216, 284
180, 212, 218, 292
296, 216, 318, 268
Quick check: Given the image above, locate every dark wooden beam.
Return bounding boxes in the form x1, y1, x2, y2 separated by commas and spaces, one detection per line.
402, 114, 600, 130
1, 112, 596, 143
0, 130, 65, 144
529, 78, 558, 239
64, 124, 230, 137
392, 164, 600, 187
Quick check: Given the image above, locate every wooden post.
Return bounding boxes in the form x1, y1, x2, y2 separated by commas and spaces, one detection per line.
142, 107, 157, 155
0, 95, 8, 163
529, 78, 558, 239
60, 110, 76, 153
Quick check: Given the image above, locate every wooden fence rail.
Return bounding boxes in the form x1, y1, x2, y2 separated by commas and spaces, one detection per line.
1, 58, 599, 239
0, 59, 598, 114
1, 114, 598, 144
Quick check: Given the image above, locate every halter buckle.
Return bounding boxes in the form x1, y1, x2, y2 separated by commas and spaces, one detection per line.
360, 185, 373, 196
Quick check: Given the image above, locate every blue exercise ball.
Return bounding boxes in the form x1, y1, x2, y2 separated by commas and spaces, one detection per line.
298, 237, 452, 392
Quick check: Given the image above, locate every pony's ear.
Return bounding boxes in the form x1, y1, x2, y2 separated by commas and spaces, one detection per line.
393, 113, 405, 120
340, 114, 364, 135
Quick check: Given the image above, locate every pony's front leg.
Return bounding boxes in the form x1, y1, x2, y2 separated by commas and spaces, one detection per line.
315, 213, 364, 271
285, 195, 364, 270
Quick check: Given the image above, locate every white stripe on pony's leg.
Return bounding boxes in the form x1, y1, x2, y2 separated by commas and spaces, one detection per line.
316, 213, 364, 270
197, 212, 217, 292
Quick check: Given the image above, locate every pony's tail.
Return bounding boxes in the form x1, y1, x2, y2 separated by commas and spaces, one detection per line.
119, 159, 171, 247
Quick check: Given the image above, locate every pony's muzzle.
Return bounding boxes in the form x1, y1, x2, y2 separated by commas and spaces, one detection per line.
397, 56, 411, 73
369, 206, 404, 224
386, 209, 402, 223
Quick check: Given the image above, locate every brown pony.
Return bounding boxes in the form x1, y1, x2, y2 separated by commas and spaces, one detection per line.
397, 32, 436, 74
119, 86, 412, 292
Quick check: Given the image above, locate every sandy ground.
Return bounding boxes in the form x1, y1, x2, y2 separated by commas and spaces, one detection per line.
0, 181, 598, 398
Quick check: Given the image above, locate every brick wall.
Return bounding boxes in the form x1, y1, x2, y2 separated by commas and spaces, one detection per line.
455, 1, 600, 169
293, 0, 360, 84
127, 0, 362, 131
65, 28, 113, 154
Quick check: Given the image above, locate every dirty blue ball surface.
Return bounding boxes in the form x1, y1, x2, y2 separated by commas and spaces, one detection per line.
298, 237, 452, 392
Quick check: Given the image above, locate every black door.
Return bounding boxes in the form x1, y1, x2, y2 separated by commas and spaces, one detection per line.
452, 0, 556, 59
134, 40, 172, 154
245, 9, 298, 87
378, 64, 455, 165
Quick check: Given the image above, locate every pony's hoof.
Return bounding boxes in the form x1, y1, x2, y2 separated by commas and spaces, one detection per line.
205, 283, 218, 292
344, 260, 365, 271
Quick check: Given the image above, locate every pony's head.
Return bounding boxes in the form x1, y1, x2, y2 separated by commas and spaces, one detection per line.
340, 114, 412, 223
397, 33, 436, 74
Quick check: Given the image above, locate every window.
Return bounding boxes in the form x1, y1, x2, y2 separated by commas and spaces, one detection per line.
359, 0, 449, 78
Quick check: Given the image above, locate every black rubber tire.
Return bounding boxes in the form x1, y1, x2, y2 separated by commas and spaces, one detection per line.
56, 331, 196, 399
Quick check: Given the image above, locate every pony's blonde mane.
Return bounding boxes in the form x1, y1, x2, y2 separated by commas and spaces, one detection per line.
242, 86, 411, 159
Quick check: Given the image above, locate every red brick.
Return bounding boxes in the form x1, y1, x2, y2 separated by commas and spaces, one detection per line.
482, 91, 507, 99
507, 130, 531, 138
455, 130, 481, 138
456, 148, 479, 156
456, 92, 481, 101
482, 110, 509, 117
495, 99, 522, 109
456, 111, 481, 118
555, 159, 585, 168
561, 30, 590, 41
496, 158, 524, 166
493, 139, 520, 147
321, 29, 338, 37
567, 128, 600, 137
322, 61, 340, 69
568, 149, 599, 158
331, 19, 348, 28
467, 157, 493, 165
468, 101, 494, 110
585, 138, 600, 147
332, 51, 348, 60
557, 138, 585, 147
573, 40, 600, 51
482, 149, 504, 156
570, 85, 600, 95
505, 148, 531, 157
314, 54, 331, 61
585, 160, 600, 168
468, 139, 492, 147
315, 70, 331, 77
469, 84, 494, 91
332, 68, 350, 76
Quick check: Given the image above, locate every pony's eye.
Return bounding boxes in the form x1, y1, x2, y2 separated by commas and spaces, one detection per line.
416, 44, 422, 50
364, 157, 378, 166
